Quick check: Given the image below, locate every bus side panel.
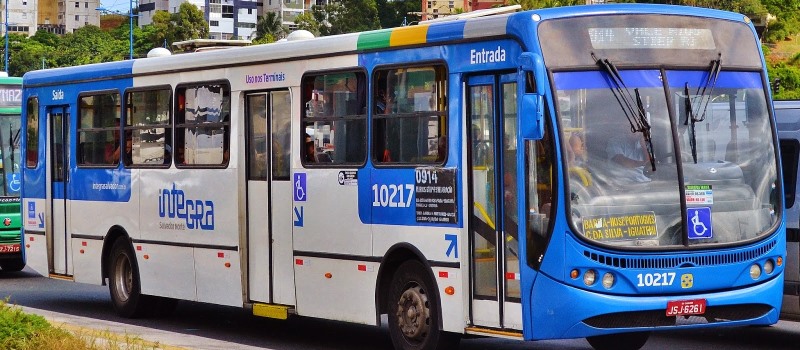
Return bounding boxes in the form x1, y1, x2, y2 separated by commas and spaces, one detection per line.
195, 247, 243, 306
71, 237, 103, 285
137, 168, 240, 303
22, 199, 47, 275
136, 243, 197, 300
294, 257, 378, 324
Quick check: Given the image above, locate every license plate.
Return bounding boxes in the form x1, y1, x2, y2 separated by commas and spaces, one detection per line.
0, 244, 20, 253
666, 299, 706, 317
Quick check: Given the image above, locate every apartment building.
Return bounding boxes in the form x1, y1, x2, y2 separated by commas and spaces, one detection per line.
138, 0, 259, 40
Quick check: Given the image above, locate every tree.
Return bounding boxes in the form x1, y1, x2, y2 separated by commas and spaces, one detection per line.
172, 2, 209, 42
256, 12, 286, 41
376, 0, 420, 29
294, 12, 321, 37
312, 0, 380, 36
143, 10, 173, 50
57, 25, 127, 66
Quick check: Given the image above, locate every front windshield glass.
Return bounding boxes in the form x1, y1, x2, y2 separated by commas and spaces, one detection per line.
556, 70, 778, 248
0, 114, 21, 197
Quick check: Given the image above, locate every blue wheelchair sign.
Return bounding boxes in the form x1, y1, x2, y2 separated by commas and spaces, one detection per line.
687, 207, 712, 239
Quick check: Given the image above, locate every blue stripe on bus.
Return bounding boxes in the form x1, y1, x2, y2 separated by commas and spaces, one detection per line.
426, 21, 466, 44
665, 70, 763, 89
23, 60, 134, 86
555, 70, 764, 91
553, 70, 664, 90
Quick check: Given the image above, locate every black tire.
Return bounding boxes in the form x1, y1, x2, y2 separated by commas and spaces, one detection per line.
0, 258, 25, 272
586, 332, 650, 350
387, 260, 460, 350
108, 238, 151, 318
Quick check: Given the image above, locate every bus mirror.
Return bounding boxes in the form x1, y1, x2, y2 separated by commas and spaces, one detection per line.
520, 93, 544, 140
518, 52, 546, 140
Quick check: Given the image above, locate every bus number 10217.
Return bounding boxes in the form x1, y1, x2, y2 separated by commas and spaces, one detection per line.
636, 272, 676, 287
372, 184, 414, 208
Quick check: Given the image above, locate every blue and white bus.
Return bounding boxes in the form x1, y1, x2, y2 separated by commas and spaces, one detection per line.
21, 4, 784, 350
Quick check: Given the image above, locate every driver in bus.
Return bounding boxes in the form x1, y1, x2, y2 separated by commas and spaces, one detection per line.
606, 132, 651, 184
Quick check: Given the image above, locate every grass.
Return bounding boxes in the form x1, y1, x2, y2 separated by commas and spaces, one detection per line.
0, 299, 168, 350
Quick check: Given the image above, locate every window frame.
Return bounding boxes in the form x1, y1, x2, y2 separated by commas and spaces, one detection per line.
371, 61, 449, 167
124, 85, 173, 169
174, 80, 231, 169
300, 68, 368, 168
76, 89, 122, 168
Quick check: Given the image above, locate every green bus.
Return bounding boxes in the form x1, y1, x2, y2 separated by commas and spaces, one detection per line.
0, 75, 23, 272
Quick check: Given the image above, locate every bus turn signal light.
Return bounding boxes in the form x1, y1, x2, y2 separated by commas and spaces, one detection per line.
445, 286, 455, 295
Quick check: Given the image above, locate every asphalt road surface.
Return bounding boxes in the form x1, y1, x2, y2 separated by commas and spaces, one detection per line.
2, 266, 798, 350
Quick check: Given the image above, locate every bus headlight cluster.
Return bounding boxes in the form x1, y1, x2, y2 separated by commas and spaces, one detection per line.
764, 259, 775, 275
583, 270, 597, 286
601, 272, 615, 289
749, 264, 762, 280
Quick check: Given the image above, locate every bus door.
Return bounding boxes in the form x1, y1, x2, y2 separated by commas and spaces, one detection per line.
244, 90, 293, 305
467, 73, 523, 330
46, 105, 70, 275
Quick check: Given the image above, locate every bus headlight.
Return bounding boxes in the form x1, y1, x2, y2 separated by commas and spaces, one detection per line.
764, 259, 775, 275
583, 270, 597, 286
750, 264, 762, 279
601, 272, 615, 289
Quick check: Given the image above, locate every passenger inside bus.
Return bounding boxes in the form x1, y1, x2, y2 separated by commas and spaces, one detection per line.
105, 120, 132, 164
305, 134, 316, 163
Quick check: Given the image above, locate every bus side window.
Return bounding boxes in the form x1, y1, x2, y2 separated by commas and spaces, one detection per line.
527, 121, 555, 270
373, 65, 447, 165
25, 97, 39, 168
780, 139, 799, 209
300, 71, 367, 166
175, 82, 230, 167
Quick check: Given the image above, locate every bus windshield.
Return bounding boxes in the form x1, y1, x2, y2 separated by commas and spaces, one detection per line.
0, 113, 21, 197
556, 69, 779, 248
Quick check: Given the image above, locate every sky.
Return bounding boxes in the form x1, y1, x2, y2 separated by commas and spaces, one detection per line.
99, 0, 135, 14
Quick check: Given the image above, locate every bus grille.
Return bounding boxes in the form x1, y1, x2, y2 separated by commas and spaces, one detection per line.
0, 234, 19, 244
583, 239, 776, 269
583, 304, 772, 328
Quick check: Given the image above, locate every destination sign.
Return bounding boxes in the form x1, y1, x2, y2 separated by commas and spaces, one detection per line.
0, 85, 22, 107
588, 27, 716, 50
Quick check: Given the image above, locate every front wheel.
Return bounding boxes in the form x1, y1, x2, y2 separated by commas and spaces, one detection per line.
387, 260, 460, 350
108, 238, 150, 318
586, 331, 650, 350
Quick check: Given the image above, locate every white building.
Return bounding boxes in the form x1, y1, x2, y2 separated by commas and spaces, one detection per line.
138, 0, 259, 40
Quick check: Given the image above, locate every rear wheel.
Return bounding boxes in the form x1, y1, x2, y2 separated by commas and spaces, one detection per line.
0, 258, 25, 272
108, 238, 151, 318
387, 260, 460, 350
586, 332, 650, 350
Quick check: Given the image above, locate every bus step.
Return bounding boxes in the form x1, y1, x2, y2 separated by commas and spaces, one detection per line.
464, 326, 523, 339
252, 303, 292, 320
48, 273, 74, 281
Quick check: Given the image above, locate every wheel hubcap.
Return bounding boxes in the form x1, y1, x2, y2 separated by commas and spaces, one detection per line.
396, 285, 430, 340
113, 254, 132, 303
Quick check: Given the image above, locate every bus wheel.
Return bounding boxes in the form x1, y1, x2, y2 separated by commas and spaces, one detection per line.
586, 332, 650, 350
387, 260, 459, 350
0, 259, 25, 272
108, 238, 149, 318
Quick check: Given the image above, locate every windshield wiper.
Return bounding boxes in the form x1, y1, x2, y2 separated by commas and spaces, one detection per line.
683, 53, 722, 164
592, 53, 655, 171
9, 127, 19, 172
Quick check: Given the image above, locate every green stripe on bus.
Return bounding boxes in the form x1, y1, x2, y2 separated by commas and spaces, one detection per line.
357, 29, 393, 50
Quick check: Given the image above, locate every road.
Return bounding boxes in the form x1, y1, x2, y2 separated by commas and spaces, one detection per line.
2, 266, 799, 350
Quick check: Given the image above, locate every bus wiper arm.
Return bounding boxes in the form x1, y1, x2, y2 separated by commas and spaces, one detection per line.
683, 54, 722, 164
9, 128, 19, 171
635, 89, 655, 171
592, 53, 655, 170
684, 83, 699, 164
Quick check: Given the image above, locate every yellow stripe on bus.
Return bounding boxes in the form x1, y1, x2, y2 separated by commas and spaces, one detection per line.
390, 25, 429, 47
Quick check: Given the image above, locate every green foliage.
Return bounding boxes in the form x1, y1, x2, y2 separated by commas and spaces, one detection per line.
294, 12, 321, 37
172, 2, 209, 42
0, 300, 51, 348
312, 0, 380, 36
256, 12, 287, 41
376, 0, 420, 28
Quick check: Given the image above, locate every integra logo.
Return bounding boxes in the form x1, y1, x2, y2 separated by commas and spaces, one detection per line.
158, 183, 215, 230
470, 46, 507, 65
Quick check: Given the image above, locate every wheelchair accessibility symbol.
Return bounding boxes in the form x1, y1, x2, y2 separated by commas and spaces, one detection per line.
687, 207, 712, 239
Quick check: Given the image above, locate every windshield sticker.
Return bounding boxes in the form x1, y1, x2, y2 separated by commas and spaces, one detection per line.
685, 185, 713, 205
687, 207, 713, 239
581, 212, 657, 241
